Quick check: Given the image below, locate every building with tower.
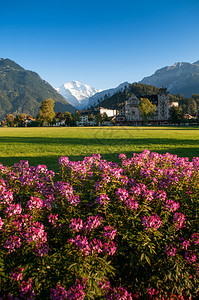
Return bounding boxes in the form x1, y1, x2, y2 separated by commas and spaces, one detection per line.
116, 87, 170, 125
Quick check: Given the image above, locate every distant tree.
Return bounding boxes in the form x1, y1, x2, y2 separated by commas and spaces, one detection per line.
15, 113, 28, 127
169, 106, 184, 124
64, 111, 73, 126
138, 98, 156, 124
101, 112, 109, 122
56, 112, 65, 121
51, 117, 57, 126
187, 99, 197, 116
37, 99, 55, 126
74, 111, 81, 123
5, 114, 15, 126
94, 113, 102, 125
182, 104, 187, 114
88, 113, 94, 121
1, 120, 6, 127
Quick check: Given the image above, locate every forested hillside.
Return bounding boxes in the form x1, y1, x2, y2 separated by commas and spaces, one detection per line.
94, 82, 199, 116
0, 58, 75, 119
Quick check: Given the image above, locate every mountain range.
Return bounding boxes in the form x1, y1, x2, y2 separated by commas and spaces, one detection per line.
140, 61, 199, 97
57, 60, 199, 109
56, 81, 130, 109
0, 58, 75, 120
0, 58, 199, 120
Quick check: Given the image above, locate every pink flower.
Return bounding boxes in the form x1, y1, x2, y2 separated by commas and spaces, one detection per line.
191, 233, 199, 245
132, 291, 139, 299
119, 153, 127, 160
59, 156, 69, 166
68, 278, 87, 300
70, 218, 83, 232
103, 226, 117, 240
110, 168, 123, 180
36, 164, 48, 173
180, 239, 190, 250
103, 241, 117, 256
0, 190, 13, 205
165, 244, 177, 256
155, 190, 167, 201
48, 214, 59, 226
165, 200, 180, 212
0, 217, 4, 229
173, 212, 186, 230
125, 197, 138, 210
116, 188, 129, 202
50, 283, 68, 299
147, 287, 156, 296
24, 221, 48, 256
4, 235, 21, 253
19, 278, 35, 298
98, 278, 111, 291
90, 238, 103, 254
84, 215, 103, 232
25, 222, 47, 243
142, 189, 155, 201
69, 235, 91, 256
27, 196, 44, 210
100, 282, 132, 300
54, 182, 80, 206
95, 194, 110, 205
185, 251, 197, 264
11, 268, 24, 281
5, 203, 22, 216
142, 214, 162, 230
91, 153, 101, 160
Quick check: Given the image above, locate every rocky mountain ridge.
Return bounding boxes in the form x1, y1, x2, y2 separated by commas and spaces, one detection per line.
140, 61, 199, 97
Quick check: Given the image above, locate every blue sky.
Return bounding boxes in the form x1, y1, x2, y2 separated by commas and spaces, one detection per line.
1, 0, 199, 90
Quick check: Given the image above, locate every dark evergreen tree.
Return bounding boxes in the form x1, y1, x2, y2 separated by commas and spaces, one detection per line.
169, 106, 184, 124
64, 111, 73, 126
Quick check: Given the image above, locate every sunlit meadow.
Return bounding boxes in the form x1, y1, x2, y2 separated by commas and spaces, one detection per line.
0, 126, 199, 171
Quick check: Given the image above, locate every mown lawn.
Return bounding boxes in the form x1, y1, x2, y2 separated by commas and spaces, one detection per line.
0, 126, 199, 172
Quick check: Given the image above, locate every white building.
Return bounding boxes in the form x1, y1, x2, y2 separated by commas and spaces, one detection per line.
99, 107, 117, 117
77, 114, 95, 126
116, 88, 170, 124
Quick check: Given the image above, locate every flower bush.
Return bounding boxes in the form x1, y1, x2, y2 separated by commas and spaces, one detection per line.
1, 150, 199, 299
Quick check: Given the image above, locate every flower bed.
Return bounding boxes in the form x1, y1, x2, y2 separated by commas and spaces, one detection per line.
0, 150, 199, 299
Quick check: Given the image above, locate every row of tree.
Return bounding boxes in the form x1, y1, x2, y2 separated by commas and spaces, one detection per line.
1, 99, 72, 127
2, 97, 199, 127
1, 99, 113, 127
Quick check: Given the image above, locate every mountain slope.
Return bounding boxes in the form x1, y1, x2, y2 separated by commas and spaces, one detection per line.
0, 58, 75, 119
86, 82, 130, 108
140, 61, 199, 97
56, 81, 101, 109
94, 83, 159, 109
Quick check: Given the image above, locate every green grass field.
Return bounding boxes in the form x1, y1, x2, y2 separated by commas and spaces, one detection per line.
0, 126, 199, 172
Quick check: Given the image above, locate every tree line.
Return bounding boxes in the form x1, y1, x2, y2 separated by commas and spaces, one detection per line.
0, 99, 113, 127
0, 99, 77, 127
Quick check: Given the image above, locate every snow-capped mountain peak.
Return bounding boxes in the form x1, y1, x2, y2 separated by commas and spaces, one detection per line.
56, 81, 102, 109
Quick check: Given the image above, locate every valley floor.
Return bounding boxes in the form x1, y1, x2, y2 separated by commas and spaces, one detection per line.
0, 126, 199, 172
